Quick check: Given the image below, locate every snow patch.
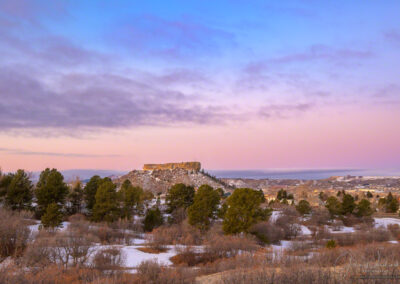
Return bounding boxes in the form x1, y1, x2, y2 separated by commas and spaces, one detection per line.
374, 218, 400, 228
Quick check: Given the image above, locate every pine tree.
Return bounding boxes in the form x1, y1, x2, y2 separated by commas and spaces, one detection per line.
5, 169, 33, 210
223, 188, 269, 234
41, 203, 63, 228
83, 175, 103, 214
386, 193, 399, 213
341, 194, 356, 215
296, 200, 312, 215
143, 207, 163, 232
0, 172, 13, 202
325, 196, 342, 216
119, 180, 143, 219
35, 168, 68, 217
354, 199, 373, 217
188, 185, 220, 231
92, 180, 120, 223
165, 183, 195, 213
67, 180, 83, 215
277, 189, 287, 200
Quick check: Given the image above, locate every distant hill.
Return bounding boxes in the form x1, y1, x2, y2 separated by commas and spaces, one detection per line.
114, 168, 232, 193
30, 169, 127, 182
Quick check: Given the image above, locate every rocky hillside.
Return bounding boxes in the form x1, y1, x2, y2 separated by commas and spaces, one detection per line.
114, 168, 231, 193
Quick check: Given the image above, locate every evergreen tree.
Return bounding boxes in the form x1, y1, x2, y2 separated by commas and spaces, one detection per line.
387, 192, 394, 203
386, 193, 399, 213
341, 194, 356, 215
5, 169, 33, 210
319, 191, 328, 201
35, 168, 68, 217
223, 188, 269, 234
188, 185, 220, 231
379, 193, 399, 213
165, 183, 195, 213
143, 207, 163, 232
296, 200, 312, 215
325, 196, 342, 216
354, 199, 373, 217
83, 175, 103, 213
119, 179, 143, 219
0, 172, 13, 202
366, 191, 373, 198
277, 189, 287, 200
92, 180, 120, 223
67, 180, 83, 215
41, 203, 63, 228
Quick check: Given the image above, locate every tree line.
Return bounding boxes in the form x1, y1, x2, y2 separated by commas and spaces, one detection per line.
1, 168, 398, 239
0, 168, 154, 228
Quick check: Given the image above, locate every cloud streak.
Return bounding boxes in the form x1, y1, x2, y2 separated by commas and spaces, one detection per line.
110, 14, 236, 60
0, 147, 119, 157
0, 67, 239, 133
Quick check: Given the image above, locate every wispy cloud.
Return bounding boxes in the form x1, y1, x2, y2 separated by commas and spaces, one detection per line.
109, 14, 236, 60
0, 67, 239, 133
258, 103, 314, 119
0, 147, 119, 157
384, 31, 400, 43
244, 45, 373, 72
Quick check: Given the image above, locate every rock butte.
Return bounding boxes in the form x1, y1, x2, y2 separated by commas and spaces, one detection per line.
143, 162, 201, 172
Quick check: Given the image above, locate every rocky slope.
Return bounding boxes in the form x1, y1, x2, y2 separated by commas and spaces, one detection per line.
114, 168, 230, 193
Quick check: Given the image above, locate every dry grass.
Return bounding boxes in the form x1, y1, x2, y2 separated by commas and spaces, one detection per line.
136, 246, 169, 254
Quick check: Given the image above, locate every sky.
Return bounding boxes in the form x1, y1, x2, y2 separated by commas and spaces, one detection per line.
0, 0, 400, 172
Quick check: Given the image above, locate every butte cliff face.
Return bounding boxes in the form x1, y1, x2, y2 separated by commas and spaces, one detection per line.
115, 167, 230, 193
143, 162, 201, 171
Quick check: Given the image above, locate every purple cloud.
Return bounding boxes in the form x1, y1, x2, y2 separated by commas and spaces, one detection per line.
258, 103, 314, 119
109, 14, 236, 60
0, 67, 238, 134
245, 45, 373, 71
384, 31, 400, 43
0, 147, 119, 158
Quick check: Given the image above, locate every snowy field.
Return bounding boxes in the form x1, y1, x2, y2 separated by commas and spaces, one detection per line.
374, 217, 400, 228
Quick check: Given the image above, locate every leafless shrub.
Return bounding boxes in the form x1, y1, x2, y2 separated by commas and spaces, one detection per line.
149, 221, 202, 247
134, 259, 195, 284
0, 208, 30, 258
89, 224, 131, 245
250, 221, 285, 244
1, 263, 135, 284
136, 259, 162, 283
205, 234, 259, 258
311, 225, 331, 241
289, 240, 313, 254
169, 207, 187, 224
24, 229, 97, 269
331, 220, 344, 231
307, 208, 331, 226
275, 208, 301, 239
221, 266, 345, 284
92, 247, 125, 272
387, 224, 400, 240
23, 232, 53, 269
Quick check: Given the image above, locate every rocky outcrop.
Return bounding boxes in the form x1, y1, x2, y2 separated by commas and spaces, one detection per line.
143, 162, 201, 172
115, 168, 229, 193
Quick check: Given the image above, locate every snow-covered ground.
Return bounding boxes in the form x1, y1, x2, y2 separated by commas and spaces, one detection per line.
327, 226, 355, 234
271, 240, 293, 251
270, 211, 282, 222
93, 243, 204, 268
374, 218, 400, 228
28, 221, 70, 236
300, 225, 312, 235
122, 246, 176, 267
